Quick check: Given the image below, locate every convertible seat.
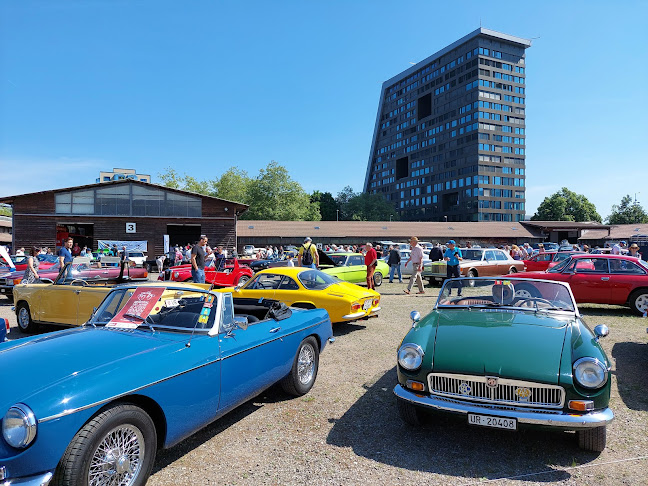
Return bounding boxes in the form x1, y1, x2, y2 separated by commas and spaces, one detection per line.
234, 314, 260, 323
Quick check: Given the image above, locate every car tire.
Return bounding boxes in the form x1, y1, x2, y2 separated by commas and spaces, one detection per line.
280, 336, 319, 396
508, 267, 518, 274
53, 403, 157, 486
514, 283, 541, 299
577, 425, 606, 452
16, 302, 38, 334
237, 275, 250, 286
184, 278, 194, 283
373, 272, 383, 287
628, 289, 648, 316
397, 398, 426, 426
465, 269, 478, 287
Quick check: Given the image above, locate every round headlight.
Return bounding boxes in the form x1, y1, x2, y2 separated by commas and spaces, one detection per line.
398, 343, 424, 370
173, 272, 179, 279
2, 404, 37, 448
573, 357, 608, 389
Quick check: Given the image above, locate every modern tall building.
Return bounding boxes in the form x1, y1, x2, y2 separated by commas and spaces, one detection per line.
364, 28, 531, 222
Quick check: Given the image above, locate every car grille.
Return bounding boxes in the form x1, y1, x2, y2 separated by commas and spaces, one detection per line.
0, 278, 11, 286
427, 373, 565, 409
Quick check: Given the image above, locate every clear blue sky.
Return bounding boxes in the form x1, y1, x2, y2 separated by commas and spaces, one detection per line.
1, 0, 646, 219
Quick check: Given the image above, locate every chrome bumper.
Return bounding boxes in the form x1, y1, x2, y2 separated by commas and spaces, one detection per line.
0, 470, 53, 486
342, 306, 381, 320
394, 384, 614, 429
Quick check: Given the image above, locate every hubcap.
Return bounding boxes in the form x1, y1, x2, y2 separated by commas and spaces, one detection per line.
515, 289, 533, 299
88, 424, 144, 486
18, 308, 30, 329
297, 343, 315, 385
636, 294, 648, 312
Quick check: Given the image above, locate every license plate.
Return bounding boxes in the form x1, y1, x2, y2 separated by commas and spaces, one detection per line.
468, 414, 517, 431
362, 300, 371, 310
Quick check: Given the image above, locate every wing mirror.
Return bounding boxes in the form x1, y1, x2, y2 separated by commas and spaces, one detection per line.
593, 324, 609, 340
410, 311, 421, 328
233, 316, 249, 331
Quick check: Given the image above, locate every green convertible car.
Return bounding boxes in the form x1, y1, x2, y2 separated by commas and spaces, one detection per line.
395, 277, 614, 451
320, 252, 390, 287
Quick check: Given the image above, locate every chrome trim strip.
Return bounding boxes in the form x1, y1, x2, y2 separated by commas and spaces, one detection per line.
394, 384, 613, 428
342, 311, 366, 319
0, 471, 53, 485
39, 319, 328, 423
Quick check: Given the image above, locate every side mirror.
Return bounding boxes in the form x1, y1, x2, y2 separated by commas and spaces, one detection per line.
593, 324, 609, 340
233, 316, 249, 331
410, 311, 421, 328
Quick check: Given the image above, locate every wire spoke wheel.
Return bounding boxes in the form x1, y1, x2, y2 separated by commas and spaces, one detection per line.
297, 342, 315, 385
88, 424, 145, 486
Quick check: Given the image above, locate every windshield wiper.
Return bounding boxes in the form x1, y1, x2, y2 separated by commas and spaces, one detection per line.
123, 313, 156, 332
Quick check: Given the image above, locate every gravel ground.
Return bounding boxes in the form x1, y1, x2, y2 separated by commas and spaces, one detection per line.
1, 279, 647, 485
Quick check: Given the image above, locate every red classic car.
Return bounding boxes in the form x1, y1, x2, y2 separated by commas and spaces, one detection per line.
0, 254, 59, 273
523, 251, 585, 272
159, 259, 253, 287
515, 254, 648, 314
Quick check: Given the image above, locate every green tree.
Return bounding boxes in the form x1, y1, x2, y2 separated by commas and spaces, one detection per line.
346, 192, 398, 221
157, 167, 215, 195
335, 186, 356, 220
214, 168, 251, 204
607, 195, 648, 224
242, 161, 321, 221
0, 205, 11, 217
531, 187, 601, 222
311, 191, 339, 220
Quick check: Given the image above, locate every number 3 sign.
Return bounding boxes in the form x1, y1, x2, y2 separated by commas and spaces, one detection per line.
126, 222, 137, 233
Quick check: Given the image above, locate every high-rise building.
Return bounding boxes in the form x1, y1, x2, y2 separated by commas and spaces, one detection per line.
96, 168, 151, 184
364, 28, 531, 222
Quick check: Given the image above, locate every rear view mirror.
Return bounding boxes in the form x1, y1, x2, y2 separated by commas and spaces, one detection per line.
233, 316, 249, 331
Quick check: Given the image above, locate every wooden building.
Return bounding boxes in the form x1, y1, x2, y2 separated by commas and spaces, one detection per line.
0, 180, 247, 256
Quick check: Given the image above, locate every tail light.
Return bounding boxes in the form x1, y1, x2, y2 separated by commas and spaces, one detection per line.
4, 318, 9, 334
373, 297, 380, 306
351, 302, 362, 311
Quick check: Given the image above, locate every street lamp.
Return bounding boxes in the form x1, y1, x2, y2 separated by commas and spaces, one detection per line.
389, 214, 393, 222
336, 209, 339, 221
444, 215, 448, 222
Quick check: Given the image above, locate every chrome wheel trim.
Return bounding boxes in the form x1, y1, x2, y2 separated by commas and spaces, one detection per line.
238, 275, 250, 285
88, 424, 145, 486
515, 289, 534, 299
17, 307, 30, 330
635, 294, 648, 312
297, 343, 315, 385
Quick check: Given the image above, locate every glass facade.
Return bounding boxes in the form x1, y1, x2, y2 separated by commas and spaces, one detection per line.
364, 29, 531, 222
55, 184, 202, 217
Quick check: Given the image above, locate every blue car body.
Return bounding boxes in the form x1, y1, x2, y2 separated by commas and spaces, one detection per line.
0, 284, 333, 484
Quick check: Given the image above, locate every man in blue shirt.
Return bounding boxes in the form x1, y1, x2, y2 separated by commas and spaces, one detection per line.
443, 240, 463, 296
57, 237, 74, 267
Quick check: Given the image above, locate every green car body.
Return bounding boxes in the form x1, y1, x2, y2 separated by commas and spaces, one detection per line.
395, 277, 613, 451
320, 252, 389, 287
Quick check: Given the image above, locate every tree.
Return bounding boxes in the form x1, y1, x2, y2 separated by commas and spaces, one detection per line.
311, 191, 339, 220
346, 192, 397, 221
0, 205, 11, 217
214, 168, 251, 204
607, 195, 648, 224
335, 186, 356, 220
242, 161, 321, 221
531, 187, 601, 222
157, 167, 216, 195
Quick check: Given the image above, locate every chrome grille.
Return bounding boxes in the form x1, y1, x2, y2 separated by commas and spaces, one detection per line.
428, 373, 565, 409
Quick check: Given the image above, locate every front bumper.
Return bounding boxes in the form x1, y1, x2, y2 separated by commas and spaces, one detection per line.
0, 285, 14, 295
394, 384, 614, 429
0, 470, 53, 486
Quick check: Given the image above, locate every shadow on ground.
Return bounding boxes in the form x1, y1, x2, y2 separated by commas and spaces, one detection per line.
612, 341, 648, 411
327, 367, 602, 482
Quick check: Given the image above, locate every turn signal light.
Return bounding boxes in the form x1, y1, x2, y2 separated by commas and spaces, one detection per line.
351, 303, 361, 311
568, 400, 594, 412
406, 380, 425, 392
373, 297, 380, 306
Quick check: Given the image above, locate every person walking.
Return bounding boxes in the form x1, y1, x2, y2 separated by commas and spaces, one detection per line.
22, 247, 41, 284
364, 242, 378, 290
58, 237, 74, 267
191, 235, 208, 283
404, 237, 425, 295
444, 240, 463, 296
298, 237, 319, 268
387, 244, 402, 283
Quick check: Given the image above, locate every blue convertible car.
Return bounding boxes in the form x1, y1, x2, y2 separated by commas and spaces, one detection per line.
0, 283, 333, 485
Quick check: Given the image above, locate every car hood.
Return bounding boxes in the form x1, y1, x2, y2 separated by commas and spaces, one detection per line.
431, 309, 571, 384
327, 281, 377, 299
0, 327, 202, 419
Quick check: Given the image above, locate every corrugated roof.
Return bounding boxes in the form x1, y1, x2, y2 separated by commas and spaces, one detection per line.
238, 221, 542, 239
522, 221, 610, 230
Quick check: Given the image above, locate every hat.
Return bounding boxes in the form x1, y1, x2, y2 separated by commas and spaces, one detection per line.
630, 243, 639, 249
446, 240, 456, 245
304, 237, 312, 243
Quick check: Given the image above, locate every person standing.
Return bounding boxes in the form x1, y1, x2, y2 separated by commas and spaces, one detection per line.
444, 240, 463, 296
404, 237, 425, 295
628, 243, 642, 259
191, 235, 208, 283
429, 242, 443, 262
387, 244, 402, 283
298, 237, 319, 269
156, 255, 166, 273
58, 237, 74, 267
23, 247, 41, 284
364, 242, 378, 290
120, 245, 129, 266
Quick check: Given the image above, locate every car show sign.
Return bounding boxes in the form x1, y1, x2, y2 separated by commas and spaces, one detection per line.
98, 240, 148, 252
107, 287, 165, 329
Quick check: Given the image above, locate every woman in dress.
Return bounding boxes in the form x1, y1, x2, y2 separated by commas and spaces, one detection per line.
23, 247, 41, 284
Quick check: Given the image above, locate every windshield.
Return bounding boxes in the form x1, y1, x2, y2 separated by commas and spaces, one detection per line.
90, 286, 217, 331
298, 269, 339, 290
462, 249, 483, 261
547, 258, 572, 273
328, 254, 347, 266
436, 278, 575, 313
129, 252, 144, 258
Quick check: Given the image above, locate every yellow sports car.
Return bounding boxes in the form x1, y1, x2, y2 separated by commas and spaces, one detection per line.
231, 267, 380, 323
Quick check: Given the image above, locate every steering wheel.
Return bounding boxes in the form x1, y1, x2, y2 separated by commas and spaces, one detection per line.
515, 297, 554, 308
70, 279, 88, 287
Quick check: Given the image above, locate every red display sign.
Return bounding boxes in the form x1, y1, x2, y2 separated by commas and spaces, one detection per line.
107, 287, 166, 329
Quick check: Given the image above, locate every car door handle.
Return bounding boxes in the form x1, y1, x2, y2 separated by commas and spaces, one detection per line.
75, 289, 81, 294
269, 327, 281, 333
601, 277, 610, 281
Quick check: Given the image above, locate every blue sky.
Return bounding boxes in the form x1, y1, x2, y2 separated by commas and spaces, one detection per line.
1, 0, 646, 219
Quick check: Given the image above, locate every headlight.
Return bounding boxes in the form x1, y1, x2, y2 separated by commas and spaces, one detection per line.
2, 404, 37, 448
573, 357, 608, 389
173, 272, 179, 279
398, 343, 424, 370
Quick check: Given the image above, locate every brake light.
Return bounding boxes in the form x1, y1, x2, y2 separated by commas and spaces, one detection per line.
3, 318, 9, 333
351, 302, 362, 311
373, 297, 380, 306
